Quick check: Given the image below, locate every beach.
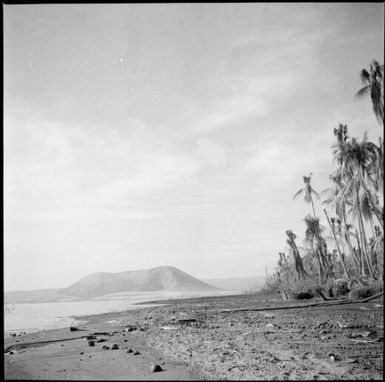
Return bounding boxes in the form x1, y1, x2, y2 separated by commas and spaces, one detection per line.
4, 291, 383, 380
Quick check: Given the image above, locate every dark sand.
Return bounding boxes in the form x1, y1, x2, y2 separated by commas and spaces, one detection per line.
4, 292, 383, 380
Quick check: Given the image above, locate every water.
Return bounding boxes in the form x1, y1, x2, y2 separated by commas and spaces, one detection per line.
4, 290, 237, 334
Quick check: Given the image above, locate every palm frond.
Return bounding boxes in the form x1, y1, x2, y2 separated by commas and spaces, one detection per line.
355, 85, 370, 98
293, 188, 304, 200
360, 69, 370, 84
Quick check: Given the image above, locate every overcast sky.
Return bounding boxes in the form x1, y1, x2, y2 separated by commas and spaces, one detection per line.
4, 3, 384, 291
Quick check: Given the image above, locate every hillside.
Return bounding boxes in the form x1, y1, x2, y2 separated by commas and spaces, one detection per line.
5, 266, 219, 303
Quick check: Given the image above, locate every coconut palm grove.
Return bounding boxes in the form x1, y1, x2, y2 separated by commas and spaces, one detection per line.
266, 60, 384, 299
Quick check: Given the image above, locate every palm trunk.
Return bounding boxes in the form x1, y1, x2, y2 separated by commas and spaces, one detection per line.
355, 228, 365, 276
361, 178, 384, 231
310, 196, 317, 219
342, 212, 360, 277
324, 209, 349, 278
358, 209, 376, 279
356, 187, 376, 279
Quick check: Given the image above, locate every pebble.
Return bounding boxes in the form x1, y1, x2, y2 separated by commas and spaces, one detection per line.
133, 351, 140, 355
111, 344, 119, 350
126, 349, 133, 353
151, 364, 163, 373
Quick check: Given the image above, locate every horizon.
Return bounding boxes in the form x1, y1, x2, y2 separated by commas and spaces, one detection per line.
4, 265, 266, 293
4, 3, 384, 291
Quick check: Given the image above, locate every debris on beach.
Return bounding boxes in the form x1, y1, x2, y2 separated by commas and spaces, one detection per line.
133, 350, 140, 355
102, 345, 110, 350
88, 340, 95, 346
111, 344, 119, 350
150, 364, 163, 373
126, 348, 133, 353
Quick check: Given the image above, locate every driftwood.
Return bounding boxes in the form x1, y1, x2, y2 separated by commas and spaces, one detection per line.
221, 291, 383, 313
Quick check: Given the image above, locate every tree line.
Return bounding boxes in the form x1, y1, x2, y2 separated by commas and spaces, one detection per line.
267, 60, 384, 299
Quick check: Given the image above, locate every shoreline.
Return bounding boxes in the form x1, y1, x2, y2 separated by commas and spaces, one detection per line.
4, 291, 383, 380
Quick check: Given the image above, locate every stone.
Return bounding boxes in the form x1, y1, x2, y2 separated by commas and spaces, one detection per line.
111, 344, 119, 350
151, 364, 163, 373
133, 351, 140, 355
126, 349, 133, 353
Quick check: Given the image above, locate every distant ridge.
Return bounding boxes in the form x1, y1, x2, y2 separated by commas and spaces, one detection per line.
63, 266, 219, 299
4, 266, 220, 303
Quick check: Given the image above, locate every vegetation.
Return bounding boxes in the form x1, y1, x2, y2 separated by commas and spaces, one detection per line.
267, 60, 384, 300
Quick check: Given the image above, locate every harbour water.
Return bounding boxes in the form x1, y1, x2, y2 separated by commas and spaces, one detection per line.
4, 290, 237, 333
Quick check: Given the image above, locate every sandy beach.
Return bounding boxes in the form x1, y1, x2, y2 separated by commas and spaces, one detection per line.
4, 291, 383, 380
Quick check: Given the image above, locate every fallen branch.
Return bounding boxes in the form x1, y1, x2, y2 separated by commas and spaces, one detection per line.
351, 338, 382, 344
221, 291, 383, 313
4, 329, 116, 354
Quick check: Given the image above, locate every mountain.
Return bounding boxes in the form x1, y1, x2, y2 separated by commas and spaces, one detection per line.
4, 266, 220, 303
62, 266, 219, 299
202, 276, 266, 291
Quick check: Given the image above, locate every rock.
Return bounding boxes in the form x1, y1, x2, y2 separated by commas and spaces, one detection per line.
111, 344, 119, 350
88, 340, 95, 347
126, 349, 133, 353
102, 345, 110, 350
133, 351, 140, 355
266, 323, 280, 329
328, 353, 339, 362
80, 352, 84, 355
86, 335, 96, 340
97, 338, 107, 343
343, 358, 357, 363
70, 327, 79, 331
178, 318, 197, 324
264, 313, 275, 319
151, 364, 163, 373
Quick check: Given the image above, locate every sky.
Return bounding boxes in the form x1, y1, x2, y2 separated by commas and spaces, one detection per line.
4, 3, 384, 291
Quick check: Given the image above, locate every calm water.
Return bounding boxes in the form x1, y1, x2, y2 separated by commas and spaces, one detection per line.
4, 290, 236, 333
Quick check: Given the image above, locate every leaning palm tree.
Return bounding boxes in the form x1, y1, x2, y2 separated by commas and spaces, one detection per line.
356, 60, 384, 125
303, 215, 331, 282
293, 173, 320, 218
341, 133, 383, 230
322, 173, 360, 277
323, 210, 349, 278
285, 230, 309, 279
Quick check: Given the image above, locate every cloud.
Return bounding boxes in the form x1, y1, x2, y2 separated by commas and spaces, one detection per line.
197, 137, 227, 166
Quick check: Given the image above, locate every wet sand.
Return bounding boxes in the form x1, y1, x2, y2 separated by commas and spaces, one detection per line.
4, 291, 383, 380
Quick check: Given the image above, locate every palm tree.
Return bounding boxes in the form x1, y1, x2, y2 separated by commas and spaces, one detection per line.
293, 173, 320, 218
340, 133, 383, 230
303, 215, 334, 282
285, 230, 309, 280
356, 60, 384, 125
322, 174, 360, 277
323, 209, 349, 278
